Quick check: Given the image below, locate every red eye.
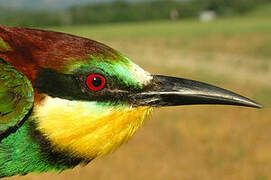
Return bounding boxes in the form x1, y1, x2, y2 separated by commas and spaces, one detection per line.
86, 74, 106, 91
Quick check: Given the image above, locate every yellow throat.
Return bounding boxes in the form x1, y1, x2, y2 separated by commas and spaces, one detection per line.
34, 95, 152, 159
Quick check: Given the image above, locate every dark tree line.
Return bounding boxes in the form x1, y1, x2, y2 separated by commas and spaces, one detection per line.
0, 0, 270, 27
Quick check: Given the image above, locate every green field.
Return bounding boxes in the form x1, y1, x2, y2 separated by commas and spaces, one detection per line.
7, 8, 271, 180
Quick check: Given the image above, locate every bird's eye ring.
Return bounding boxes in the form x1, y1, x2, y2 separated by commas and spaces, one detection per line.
86, 74, 106, 91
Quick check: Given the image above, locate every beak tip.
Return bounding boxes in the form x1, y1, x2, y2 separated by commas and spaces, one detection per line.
233, 95, 263, 109
240, 98, 263, 109
252, 103, 263, 109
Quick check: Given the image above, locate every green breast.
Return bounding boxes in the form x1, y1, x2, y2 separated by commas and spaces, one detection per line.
0, 118, 87, 178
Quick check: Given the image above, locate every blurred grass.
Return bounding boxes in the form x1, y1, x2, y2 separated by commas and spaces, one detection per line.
50, 15, 271, 59
6, 8, 271, 180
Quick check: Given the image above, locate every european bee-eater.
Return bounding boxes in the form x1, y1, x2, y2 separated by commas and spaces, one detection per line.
0, 25, 262, 178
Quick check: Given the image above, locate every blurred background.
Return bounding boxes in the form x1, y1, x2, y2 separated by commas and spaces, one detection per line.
1, 0, 271, 179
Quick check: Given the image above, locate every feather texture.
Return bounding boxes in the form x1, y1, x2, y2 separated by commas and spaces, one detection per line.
35, 95, 153, 159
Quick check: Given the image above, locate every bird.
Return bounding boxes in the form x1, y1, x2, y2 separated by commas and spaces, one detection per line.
0, 25, 262, 178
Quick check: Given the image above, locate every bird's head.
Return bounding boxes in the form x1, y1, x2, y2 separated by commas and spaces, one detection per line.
0, 26, 262, 160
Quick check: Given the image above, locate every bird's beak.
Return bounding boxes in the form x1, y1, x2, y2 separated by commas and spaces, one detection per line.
132, 75, 262, 108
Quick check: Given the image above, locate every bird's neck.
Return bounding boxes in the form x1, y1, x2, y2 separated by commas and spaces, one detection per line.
34, 95, 152, 160
0, 119, 84, 177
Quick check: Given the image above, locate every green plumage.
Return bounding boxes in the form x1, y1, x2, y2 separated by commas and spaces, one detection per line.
0, 118, 85, 177
0, 121, 60, 177
0, 37, 12, 52
0, 59, 53, 177
0, 59, 34, 134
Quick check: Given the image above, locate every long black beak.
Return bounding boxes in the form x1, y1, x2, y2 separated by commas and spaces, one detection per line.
132, 75, 262, 108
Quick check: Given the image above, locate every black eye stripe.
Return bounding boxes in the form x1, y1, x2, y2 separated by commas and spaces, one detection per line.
35, 68, 136, 103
